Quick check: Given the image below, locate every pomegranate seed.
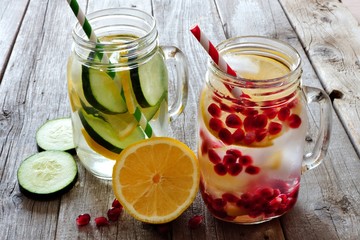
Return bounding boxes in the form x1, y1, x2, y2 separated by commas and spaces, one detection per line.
233, 128, 245, 143
76, 213, 91, 226
223, 154, 237, 165
243, 115, 255, 131
259, 188, 275, 200
225, 114, 242, 128
237, 193, 253, 208
288, 185, 300, 198
212, 209, 229, 219
212, 95, 222, 103
255, 129, 267, 142
263, 108, 278, 119
209, 118, 223, 132
208, 149, 221, 164
226, 149, 242, 157
94, 216, 109, 227
239, 155, 253, 166
201, 191, 213, 203
214, 163, 227, 175
220, 103, 234, 113
278, 107, 290, 121
244, 109, 259, 116
188, 215, 204, 229
201, 141, 208, 154
107, 207, 122, 221
212, 198, 226, 211
288, 114, 302, 128
243, 132, 256, 145
208, 103, 221, 117
112, 198, 123, 209
199, 180, 205, 191
245, 165, 261, 175
227, 163, 243, 176
241, 93, 251, 98
287, 99, 298, 109
273, 189, 281, 197
218, 128, 234, 145
253, 114, 268, 129
222, 193, 240, 203
268, 122, 282, 135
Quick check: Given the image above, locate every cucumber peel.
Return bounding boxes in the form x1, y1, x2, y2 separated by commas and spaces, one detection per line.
36, 118, 76, 154
130, 53, 168, 107
17, 151, 78, 200
82, 65, 128, 114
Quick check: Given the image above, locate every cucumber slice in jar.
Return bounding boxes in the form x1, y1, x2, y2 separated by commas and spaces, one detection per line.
36, 118, 76, 154
79, 109, 145, 154
17, 151, 78, 200
82, 65, 128, 114
130, 52, 168, 108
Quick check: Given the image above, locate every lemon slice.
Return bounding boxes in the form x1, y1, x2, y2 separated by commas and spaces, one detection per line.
112, 137, 200, 224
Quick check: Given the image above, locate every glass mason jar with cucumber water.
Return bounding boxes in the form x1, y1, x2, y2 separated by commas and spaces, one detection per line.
67, 8, 188, 179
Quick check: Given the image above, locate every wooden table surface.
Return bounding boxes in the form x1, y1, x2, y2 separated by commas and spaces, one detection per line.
1, 0, 360, 239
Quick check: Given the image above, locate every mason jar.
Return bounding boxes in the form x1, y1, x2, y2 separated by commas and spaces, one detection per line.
67, 8, 188, 179
197, 36, 332, 224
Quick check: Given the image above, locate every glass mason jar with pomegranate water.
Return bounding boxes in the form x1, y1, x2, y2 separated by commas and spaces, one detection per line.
198, 36, 332, 224
67, 8, 188, 179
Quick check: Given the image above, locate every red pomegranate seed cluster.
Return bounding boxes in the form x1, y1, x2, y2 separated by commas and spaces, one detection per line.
76, 198, 123, 227
207, 96, 302, 147
200, 179, 299, 220
208, 148, 260, 176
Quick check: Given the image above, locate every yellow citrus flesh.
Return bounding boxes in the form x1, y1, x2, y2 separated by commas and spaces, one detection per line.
112, 137, 200, 224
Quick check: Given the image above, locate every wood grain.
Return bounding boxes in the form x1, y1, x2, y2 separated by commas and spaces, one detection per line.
0, 0, 29, 81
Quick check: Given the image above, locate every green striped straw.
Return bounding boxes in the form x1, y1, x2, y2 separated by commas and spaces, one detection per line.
66, 0, 153, 137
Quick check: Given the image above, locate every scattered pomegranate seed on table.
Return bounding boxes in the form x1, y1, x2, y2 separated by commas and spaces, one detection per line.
76, 213, 91, 226
112, 198, 123, 209
107, 207, 122, 221
94, 216, 109, 227
188, 215, 204, 229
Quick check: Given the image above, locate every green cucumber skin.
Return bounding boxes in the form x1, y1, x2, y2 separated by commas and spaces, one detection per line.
82, 65, 113, 114
17, 151, 78, 200
129, 67, 150, 108
78, 110, 123, 154
82, 66, 126, 115
18, 172, 78, 201
36, 118, 76, 154
37, 145, 76, 155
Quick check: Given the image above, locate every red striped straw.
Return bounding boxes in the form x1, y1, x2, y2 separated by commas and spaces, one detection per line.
190, 25, 242, 97
190, 25, 237, 76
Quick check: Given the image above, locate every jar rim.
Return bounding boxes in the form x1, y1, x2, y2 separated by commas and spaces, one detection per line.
71, 7, 156, 51
208, 36, 302, 88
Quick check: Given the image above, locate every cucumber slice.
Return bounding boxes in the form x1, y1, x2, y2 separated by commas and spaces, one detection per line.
36, 118, 76, 154
82, 65, 127, 114
130, 52, 168, 107
79, 109, 145, 154
17, 151, 78, 200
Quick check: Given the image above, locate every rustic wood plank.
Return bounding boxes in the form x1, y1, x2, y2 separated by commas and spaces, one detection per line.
276, 0, 360, 239
0, 0, 81, 239
0, 0, 29, 81
279, 0, 360, 154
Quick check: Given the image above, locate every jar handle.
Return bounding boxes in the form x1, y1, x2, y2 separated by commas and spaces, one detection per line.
302, 86, 332, 173
160, 46, 189, 121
